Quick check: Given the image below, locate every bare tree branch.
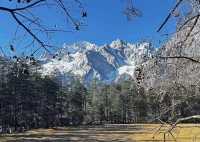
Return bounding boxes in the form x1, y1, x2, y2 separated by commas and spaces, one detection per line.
0, 0, 45, 12
55, 0, 80, 30
178, 14, 200, 32
157, 0, 184, 32
159, 56, 200, 63
0, 0, 84, 55
183, 15, 200, 43
11, 12, 50, 53
13, 0, 46, 11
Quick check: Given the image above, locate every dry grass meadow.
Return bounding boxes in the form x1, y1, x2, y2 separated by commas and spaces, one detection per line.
1, 124, 200, 142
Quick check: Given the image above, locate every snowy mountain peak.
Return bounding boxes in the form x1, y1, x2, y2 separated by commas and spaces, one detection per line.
63, 41, 96, 53
110, 39, 127, 48
41, 40, 155, 84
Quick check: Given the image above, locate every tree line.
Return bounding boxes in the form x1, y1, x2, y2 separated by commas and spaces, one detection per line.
0, 59, 200, 133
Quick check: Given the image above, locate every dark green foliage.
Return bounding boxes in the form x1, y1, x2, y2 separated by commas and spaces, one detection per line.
0, 60, 200, 132
84, 80, 149, 124
0, 60, 85, 131
0, 61, 60, 131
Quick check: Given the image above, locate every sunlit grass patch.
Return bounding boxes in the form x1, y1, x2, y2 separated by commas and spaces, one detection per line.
1, 124, 200, 142
128, 124, 200, 142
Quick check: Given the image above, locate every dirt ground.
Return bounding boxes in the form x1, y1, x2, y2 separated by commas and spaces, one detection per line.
1, 124, 200, 142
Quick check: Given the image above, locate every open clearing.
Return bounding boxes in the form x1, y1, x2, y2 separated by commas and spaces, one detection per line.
1, 124, 200, 142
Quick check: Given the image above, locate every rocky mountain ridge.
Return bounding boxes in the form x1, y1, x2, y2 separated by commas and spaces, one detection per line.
40, 39, 156, 84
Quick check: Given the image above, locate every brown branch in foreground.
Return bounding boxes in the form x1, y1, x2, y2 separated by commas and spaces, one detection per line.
164, 115, 200, 139
174, 115, 200, 125
159, 56, 200, 63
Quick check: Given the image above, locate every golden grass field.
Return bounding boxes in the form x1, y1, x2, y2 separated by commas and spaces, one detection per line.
1, 124, 200, 142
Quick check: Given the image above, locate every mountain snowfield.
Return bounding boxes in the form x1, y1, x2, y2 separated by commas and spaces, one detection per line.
41, 39, 155, 84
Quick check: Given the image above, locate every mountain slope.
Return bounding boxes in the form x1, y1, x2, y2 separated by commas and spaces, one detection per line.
41, 39, 155, 84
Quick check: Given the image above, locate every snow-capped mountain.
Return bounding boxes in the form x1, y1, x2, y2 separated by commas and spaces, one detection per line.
40, 39, 155, 84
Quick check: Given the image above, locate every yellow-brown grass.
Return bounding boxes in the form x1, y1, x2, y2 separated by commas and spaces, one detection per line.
0, 124, 200, 142
128, 124, 200, 142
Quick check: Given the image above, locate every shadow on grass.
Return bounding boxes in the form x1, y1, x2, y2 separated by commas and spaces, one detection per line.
6, 134, 134, 142
4, 132, 135, 142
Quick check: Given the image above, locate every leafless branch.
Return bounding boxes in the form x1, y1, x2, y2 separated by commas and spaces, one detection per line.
0, 0, 84, 56
157, 0, 184, 32
11, 12, 50, 52
182, 15, 200, 43
55, 0, 80, 30
0, 0, 45, 12
159, 56, 200, 63
178, 14, 200, 32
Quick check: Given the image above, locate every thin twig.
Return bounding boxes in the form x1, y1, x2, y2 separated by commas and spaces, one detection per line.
157, 0, 184, 32
159, 56, 200, 63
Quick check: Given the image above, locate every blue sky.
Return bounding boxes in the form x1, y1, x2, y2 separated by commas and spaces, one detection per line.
0, 0, 177, 56
79, 0, 177, 46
